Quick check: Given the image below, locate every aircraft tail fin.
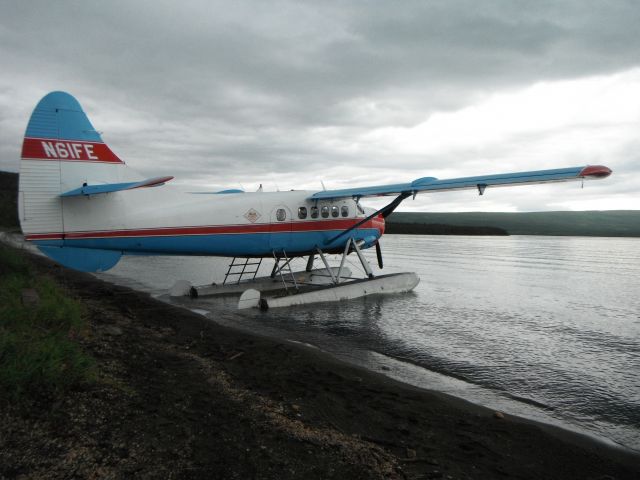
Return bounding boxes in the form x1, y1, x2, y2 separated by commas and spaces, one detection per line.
18, 91, 138, 271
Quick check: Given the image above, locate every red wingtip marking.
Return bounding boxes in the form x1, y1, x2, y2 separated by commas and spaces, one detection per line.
579, 165, 612, 179
139, 176, 174, 188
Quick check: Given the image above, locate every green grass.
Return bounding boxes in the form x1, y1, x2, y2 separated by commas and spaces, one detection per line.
0, 245, 95, 402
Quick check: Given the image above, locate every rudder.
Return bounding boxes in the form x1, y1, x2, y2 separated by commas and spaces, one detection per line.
19, 91, 132, 271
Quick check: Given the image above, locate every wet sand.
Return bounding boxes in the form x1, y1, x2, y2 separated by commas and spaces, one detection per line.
2, 249, 639, 479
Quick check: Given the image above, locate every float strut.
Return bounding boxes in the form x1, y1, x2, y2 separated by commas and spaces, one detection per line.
353, 240, 374, 279
316, 247, 337, 284
270, 258, 280, 278
336, 238, 352, 284
306, 254, 315, 272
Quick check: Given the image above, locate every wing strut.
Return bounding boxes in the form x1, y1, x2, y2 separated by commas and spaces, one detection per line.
325, 191, 411, 244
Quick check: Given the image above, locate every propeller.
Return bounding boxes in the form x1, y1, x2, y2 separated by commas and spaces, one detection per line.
375, 242, 383, 269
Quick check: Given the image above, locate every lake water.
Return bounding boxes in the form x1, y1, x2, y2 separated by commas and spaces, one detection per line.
94, 234, 640, 452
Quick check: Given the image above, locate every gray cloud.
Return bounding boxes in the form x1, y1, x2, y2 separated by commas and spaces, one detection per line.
1, 0, 638, 210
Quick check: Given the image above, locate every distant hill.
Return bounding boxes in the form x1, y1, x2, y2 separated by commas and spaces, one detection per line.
388, 211, 640, 237
0, 171, 18, 229
385, 222, 508, 236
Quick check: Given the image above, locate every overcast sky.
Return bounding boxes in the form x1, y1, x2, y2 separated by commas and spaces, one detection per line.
1, 0, 639, 211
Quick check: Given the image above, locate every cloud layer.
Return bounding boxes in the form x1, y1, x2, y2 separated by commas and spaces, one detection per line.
1, 0, 639, 211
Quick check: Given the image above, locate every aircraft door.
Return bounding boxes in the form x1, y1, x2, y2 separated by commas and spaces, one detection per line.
268, 205, 293, 252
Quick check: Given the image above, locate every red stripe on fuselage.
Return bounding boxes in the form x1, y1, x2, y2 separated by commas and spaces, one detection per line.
372, 214, 385, 236
25, 217, 384, 241
25, 232, 65, 240
21, 137, 123, 163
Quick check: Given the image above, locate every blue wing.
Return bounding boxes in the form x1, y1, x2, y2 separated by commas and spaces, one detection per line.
60, 176, 174, 197
309, 165, 611, 200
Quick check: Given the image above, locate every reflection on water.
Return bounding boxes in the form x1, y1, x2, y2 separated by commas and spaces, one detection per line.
98, 235, 640, 452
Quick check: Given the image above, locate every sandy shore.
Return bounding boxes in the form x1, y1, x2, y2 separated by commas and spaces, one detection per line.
2, 249, 639, 479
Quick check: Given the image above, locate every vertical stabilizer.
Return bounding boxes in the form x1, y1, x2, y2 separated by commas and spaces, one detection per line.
18, 91, 132, 240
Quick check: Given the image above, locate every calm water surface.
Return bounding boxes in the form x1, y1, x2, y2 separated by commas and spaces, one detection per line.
96, 235, 640, 452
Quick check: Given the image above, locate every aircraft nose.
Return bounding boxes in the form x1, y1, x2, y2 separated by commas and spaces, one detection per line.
373, 213, 385, 237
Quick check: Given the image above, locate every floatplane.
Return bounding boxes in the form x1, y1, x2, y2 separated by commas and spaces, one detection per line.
18, 92, 612, 309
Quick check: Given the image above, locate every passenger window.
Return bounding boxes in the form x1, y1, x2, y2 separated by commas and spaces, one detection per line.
276, 208, 286, 221
298, 206, 307, 219
321, 206, 329, 218
341, 205, 349, 217
331, 206, 339, 218
311, 206, 319, 218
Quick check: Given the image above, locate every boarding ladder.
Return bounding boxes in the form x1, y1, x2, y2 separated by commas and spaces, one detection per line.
223, 257, 263, 285
271, 250, 299, 294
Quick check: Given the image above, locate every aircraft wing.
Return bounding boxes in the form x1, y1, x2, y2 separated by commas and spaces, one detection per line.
60, 176, 174, 197
309, 165, 611, 200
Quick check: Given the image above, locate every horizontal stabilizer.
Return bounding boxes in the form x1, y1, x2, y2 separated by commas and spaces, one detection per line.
38, 246, 122, 272
189, 189, 245, 195
60, 176, 174, 197
310, 165, 612, 200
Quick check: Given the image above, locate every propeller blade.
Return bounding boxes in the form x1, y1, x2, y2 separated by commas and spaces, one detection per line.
376, 242, 383, 269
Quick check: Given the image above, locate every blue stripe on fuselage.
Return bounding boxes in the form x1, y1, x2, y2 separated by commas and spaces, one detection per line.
32, 229, 381, 257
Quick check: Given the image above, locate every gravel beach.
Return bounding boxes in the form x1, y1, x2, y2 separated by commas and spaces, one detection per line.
2, 248, 639, 479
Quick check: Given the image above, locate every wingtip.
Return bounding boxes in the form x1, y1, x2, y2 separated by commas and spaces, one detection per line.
141, 176, 174, 187
579, 165, 612, 179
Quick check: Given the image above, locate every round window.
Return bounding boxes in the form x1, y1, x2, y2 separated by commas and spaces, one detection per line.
321, 206, 329, 218
276, 208, 286, 221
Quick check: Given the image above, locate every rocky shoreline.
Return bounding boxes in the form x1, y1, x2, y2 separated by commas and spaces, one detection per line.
2, 248, 639, 479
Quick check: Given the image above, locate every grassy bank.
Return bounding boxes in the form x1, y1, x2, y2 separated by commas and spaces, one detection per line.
0, 245, 95, 402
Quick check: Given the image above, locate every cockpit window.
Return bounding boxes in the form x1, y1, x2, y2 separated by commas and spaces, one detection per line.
311, 206, 319, 218
356, 204, 365, 215
298, 207, 307, 219
321, 206, 329, 218
341, 205, 349, 217
331, 206, 339, 218
276, 208, 286, 221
